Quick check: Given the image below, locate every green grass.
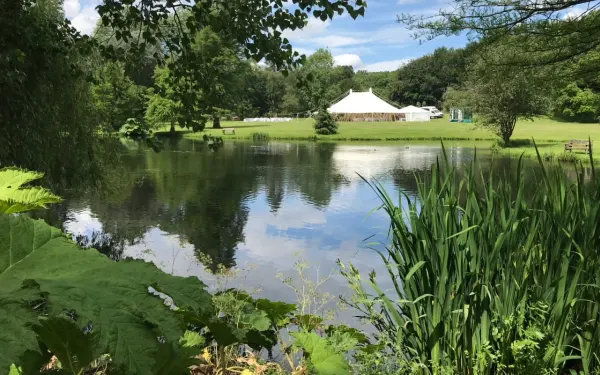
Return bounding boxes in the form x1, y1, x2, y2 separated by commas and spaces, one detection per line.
156, 117, 600, 161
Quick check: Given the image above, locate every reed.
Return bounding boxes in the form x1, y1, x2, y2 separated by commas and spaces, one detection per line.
342, 144, 600, 374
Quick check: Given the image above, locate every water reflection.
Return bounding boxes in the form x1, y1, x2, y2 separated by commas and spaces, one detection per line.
36, 139, 515, 323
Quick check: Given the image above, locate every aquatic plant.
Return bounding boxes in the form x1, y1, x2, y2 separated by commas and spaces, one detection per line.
342, 145, 600, 374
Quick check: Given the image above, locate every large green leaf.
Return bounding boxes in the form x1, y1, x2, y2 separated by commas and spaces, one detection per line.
0, 168, 61, 214
292, 332, 350, 375
0, 214, 213, 375
33, 316, 96, 375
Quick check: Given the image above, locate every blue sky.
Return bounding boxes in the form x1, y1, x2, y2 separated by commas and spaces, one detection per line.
64, 0, 470, 71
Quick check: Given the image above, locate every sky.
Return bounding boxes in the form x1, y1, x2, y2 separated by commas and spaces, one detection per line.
63, 0, 470, 72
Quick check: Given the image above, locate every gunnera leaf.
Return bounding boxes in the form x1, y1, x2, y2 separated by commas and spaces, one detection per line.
0, 168, 61, 214
292, 332, 350, 375
0, 214, 213, 375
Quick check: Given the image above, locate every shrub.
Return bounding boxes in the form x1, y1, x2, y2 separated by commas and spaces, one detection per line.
119, 118, 153, 139
314, 107, 338, 135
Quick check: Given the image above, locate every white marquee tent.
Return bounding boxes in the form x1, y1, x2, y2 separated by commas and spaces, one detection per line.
398, 105, 431, 122
328, 88, 402, 121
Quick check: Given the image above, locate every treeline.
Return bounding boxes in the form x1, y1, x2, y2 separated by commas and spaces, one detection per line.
94, 42, 471, 132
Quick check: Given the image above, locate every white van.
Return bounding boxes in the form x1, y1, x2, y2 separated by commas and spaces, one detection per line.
421, 106, 443, 119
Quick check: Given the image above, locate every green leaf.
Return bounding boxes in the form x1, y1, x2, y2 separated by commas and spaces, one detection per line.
255, 299, 296, 326
245, 310, 271, 331
180, 331, 205, 348
293, 314, 323, 331
292, 332, 350, 375
0, 168, 61, 214
154, 343, 202, 375
33, 316, 96, 374
0, 214, 213, 375
0, 286, 42, 375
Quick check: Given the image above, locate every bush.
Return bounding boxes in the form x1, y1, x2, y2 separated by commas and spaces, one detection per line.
314, 107, 339, 135
119, 118, 153, 139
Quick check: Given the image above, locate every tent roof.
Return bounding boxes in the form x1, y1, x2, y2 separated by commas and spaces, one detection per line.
398, 105, 430, 114
328, 89, 401, 114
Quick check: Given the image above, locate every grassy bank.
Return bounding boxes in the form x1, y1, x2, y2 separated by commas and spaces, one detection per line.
156, 117, 600, 161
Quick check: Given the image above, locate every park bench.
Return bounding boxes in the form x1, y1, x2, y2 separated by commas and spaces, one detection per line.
222, 128, 235, 135
564, 139, 592, 154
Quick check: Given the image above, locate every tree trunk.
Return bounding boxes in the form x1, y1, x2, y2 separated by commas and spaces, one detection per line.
213, 116, 221, 129
500, 118, 517, 146
170, 123, 176, 134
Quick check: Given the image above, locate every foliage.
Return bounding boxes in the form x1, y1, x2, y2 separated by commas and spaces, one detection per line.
0, 168, 61, 214
119, 118, 154, 139
456, 44, 552, 144
295, 49, 359, 112
145, 92, 182, 132
0, 0, 99, 180
341, 146, 600, 374
398, 0, 600, 67
391, 47, 469, 108
91, 62, 149, 132
95, 0, 365, 130
554, 83, 600, 123
314, 107, 339, 136
0, 211, 216, 375
354, 71, 396, 102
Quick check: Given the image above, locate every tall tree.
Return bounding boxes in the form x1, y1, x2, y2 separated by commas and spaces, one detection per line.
391, 47, 468, 108
295, 49, 359, 111
0, 0, 99, 181
191, 28, 246, 128
92, 61, 148, 131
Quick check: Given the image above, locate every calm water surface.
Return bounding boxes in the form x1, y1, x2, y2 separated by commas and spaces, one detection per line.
38, 139, 549, 324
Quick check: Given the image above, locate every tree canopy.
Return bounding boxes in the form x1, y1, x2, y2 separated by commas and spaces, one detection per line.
398, 0, 600, 67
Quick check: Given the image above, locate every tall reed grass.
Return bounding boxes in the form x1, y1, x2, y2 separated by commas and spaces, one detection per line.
342, 144, 600, 374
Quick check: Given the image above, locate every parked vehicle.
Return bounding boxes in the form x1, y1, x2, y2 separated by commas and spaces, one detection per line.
421, 106, 444, 119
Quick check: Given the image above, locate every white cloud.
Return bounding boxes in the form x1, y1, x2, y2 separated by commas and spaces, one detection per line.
397, 0, 420, 4
361, 58, 411, 72
563, 7, 585, 20
282, 18, 331, 41
63, 0, 99, 35
334, 53, 363, 68
63, 0, 81, 18
314, 35, 364, 48
71, 6, 100, 35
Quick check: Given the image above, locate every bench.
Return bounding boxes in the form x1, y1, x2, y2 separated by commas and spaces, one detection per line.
564, 140, 592, 154
222, 128, 235, 135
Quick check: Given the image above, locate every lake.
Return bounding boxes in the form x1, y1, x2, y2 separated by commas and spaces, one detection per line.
36, 138, 564, 324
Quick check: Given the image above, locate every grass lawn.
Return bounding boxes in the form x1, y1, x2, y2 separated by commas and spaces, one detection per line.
156, 117, 600, 161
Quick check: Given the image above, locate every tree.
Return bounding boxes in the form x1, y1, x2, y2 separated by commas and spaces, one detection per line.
554, 83, 600, 123
96, 0, 366, 129
314, 106, 339, 135
398, 1, 600, 67
145, 92, 181, 132
354, 71, 395, 101
0, 0, 100, 182
191, 28, 246, 128
462, 44, 552, 144
295, 49, 359, 112
390, 47, 469, 108
92, 62, 148, 131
